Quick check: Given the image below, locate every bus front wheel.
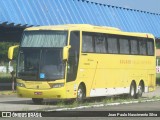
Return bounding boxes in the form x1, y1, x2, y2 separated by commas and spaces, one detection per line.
32, 98, 43, 104
76, 85, 86, 102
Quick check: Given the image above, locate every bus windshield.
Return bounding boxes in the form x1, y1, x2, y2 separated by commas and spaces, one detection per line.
17, 30, 67, 81
21, 30, 67, 48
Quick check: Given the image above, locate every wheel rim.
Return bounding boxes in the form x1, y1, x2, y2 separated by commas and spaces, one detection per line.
138, 85, 143, 95
130, 85, 135, 97
77, 88, 83, 100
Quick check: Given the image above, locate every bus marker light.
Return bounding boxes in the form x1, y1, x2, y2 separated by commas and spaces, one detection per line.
146, 34, 148, 38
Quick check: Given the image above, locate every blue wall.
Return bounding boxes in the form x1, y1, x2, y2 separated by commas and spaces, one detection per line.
0, 0, 160, 38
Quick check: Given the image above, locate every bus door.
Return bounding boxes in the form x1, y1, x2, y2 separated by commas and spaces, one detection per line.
66, 31, 80, 98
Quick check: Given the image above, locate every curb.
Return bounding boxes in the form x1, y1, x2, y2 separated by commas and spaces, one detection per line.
46, 98, 160, 111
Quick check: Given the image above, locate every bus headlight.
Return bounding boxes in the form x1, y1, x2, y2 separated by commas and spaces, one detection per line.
52, 83, 64, 88
17, 83, 25, 87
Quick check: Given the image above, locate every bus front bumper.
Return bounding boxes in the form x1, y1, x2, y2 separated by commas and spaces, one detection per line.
16, 87, 66, 99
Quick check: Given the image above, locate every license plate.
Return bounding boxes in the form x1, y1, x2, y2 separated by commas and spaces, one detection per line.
34, 92, 42, 95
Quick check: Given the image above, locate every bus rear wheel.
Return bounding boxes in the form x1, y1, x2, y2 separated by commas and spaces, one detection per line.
32, 98, 43, 104
135, 82, 143, 99
129, 82, 136, 99
76, 85, 85, 102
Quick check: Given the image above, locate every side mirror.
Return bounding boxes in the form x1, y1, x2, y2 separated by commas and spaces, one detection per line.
63, 45, 71, 61
8, 45, 19, 60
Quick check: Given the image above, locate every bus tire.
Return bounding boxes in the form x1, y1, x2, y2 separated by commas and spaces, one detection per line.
135, 82, 143, 99
76, 84, 86, 102
32, 98, 43, 104
129, 82, 136, 99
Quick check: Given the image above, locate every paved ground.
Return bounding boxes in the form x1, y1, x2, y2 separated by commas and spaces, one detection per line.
0, 97, 60, 111
0, 86, 160, 111
71, 100, 160, 111
143, 86, 160, 98
0, 86, 160, 120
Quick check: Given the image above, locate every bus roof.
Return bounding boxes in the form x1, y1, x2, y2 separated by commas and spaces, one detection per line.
25, 24, 155, 39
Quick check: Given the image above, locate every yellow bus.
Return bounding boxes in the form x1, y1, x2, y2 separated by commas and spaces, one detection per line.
8, 24, 156, 104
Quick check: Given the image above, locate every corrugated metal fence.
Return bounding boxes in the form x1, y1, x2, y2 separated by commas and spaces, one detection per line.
0, 0, 160, 38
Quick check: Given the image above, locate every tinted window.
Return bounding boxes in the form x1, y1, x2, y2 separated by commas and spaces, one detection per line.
147, 40, 154, 56
139, 39, 147, 55
82, 32, 154, 56
21, 31, 67, 47
95, 36, 106, 53
82, 33, 94, 52
107, 37, 118, 54
67, 31, 80, 82
130, 40, 138, 55
119, 39, 129, 54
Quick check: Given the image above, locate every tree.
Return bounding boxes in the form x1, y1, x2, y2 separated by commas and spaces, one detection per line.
0, 42, 19, 65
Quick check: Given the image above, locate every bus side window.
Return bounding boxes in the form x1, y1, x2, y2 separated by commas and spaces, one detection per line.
147, 39, 154, 56
130, 39, 138, 55
95, 35, 106, 53
107, 37, 118, 54
139, 38, 147, 55
82, 33, 94, 53
119, 38, 130, 54
67, 31, 80, 82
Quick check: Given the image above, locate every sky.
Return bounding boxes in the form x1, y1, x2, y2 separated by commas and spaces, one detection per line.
89, 0, 160, 14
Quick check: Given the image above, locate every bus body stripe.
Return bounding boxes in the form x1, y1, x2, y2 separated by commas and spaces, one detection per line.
90, 87, 130, 97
